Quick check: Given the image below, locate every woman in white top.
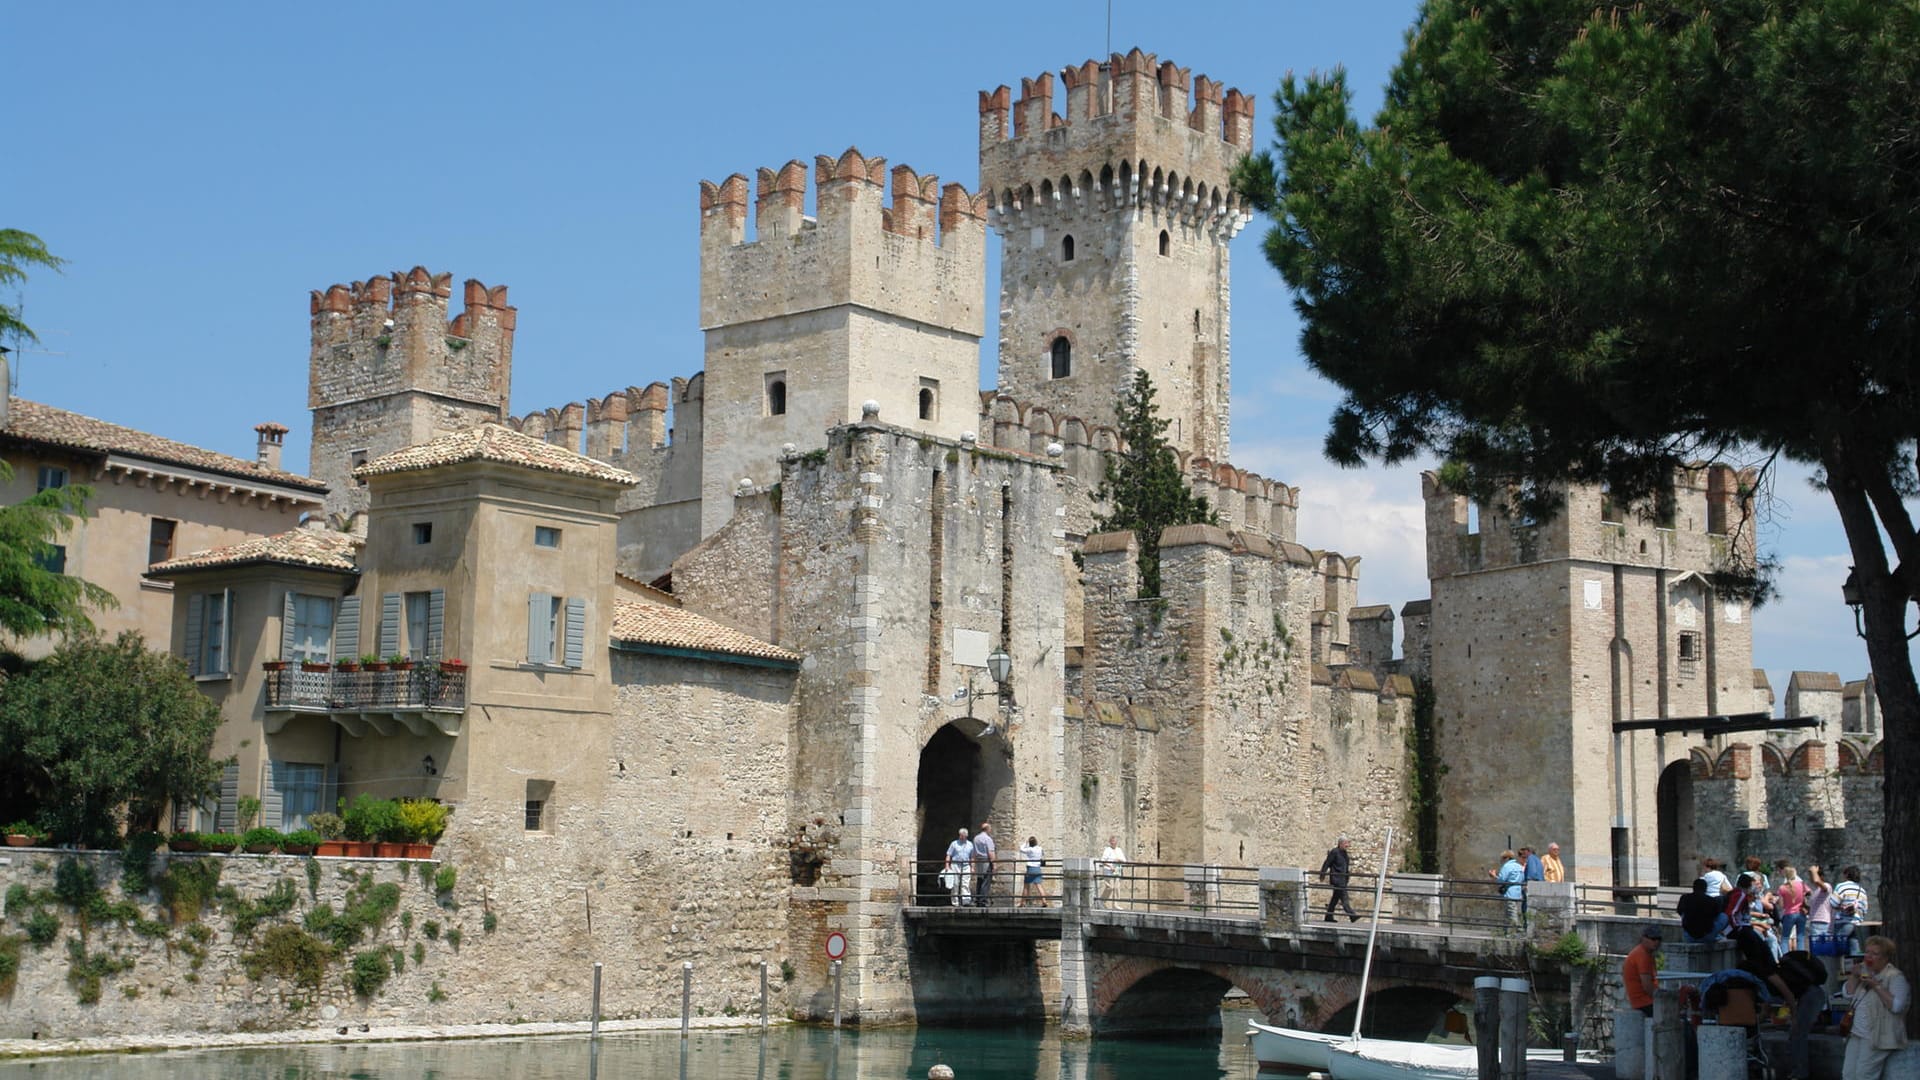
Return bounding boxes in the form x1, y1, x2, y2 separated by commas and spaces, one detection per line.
1018, 836, 1045, 907
1842, 935, 1909, 1080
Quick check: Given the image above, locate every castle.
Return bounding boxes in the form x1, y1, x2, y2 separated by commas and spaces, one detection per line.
0, 46, 1883, 1039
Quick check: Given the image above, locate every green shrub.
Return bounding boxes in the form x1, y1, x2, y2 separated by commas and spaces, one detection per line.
53, 858, 99, 911
395, 800, 450, 844
65, 937, 133, 1004
433, 865, 456, 895
307, 813, 345, 841
348, 950, 390, 997
304, 878, 401, 949
421, 920, 440, 941
388, 944, 405, 974
283, 829, 320, 849
4, 884, 30, 911
236, 796, 262, 833
158, 858, 223, 923
0, 932, 22, 997
198, 833, 240, 850
411, 941, 425, 966
241, 827, 284, 850
427, 981, 446, 1004
445, 926, 461, 951
225, 879, 298, 937
24, 909, 59, 948
169, 831, 200, 849
341, 796, 399, 844
121, 832, 165, 895
400, 910, 413, 934
482, 911, 497, 934
1, 821, 47, 842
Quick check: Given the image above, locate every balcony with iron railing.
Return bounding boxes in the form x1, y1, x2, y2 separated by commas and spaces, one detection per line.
263, 665, 468, 738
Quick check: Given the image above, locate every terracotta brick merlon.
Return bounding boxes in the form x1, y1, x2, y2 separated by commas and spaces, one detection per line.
393, 266, 452, 299
1082, 531, 1136, 556
1717, 743, 1754, 781
1787, 741, 1827, 774
1158, 523, 1233, 550
698, 174, 750, 221
755, 160, 808, 210
814, 147, 887, 189
938, 185, 988, 234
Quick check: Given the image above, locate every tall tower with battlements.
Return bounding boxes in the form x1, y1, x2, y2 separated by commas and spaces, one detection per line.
697, 149, 986, 538
980, 49, 1254, 462
309, 267, 515, 520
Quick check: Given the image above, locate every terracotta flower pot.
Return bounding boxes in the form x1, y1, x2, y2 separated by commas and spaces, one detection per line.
4, 834, 34, 847
244, 843, 277, 854
203, 840, 237, 854
169, 838, 201, 853
263, 661, 289, 671
301, 662, 331, 673
342, 841, 375, 857
316, 840, 348, 857
374, 842, 407, 858
403, 842, 434, 860
282, 844, 316, 856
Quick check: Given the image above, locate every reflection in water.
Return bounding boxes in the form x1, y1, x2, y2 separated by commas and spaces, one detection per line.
0, 1014, 1260, 1079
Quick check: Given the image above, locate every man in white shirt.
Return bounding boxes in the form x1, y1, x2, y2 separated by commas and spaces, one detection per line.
944, 828, 974, 907
1099, 836, 1127, 907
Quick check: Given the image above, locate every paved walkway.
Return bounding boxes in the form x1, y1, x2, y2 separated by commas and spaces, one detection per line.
0, 1015, 786, 1061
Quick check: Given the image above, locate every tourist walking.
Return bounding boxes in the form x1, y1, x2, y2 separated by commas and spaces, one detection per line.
1098, 836, 1127, 906
1540, 842, 1565, 883
972, 821, 997, 907
1490, 850, 1526, 929
1018, 835, 1045, 907
1320, 835, 1359, 922
1808, 864, 1836, 950
1622, 925, 1662, 1017
1678, 878, 1721, 943
1776, 863, 1809, 952
1834, 867, 1870, 953
943, 827, 974, 907
1842, 936, 1909, 1080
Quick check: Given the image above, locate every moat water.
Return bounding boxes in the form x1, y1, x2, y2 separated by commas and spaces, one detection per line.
0, 1013, 1264, 1079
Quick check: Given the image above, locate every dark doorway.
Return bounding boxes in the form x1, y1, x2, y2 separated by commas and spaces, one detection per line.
915, 721, 1015, 904
1321, 986, 1467, 1041
1656, 759, 1695, 886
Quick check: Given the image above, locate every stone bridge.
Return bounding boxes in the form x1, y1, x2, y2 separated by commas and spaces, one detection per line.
903, 862, 1642, 1038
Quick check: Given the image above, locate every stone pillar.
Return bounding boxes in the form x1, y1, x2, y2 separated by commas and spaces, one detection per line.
1058, 856, 1095, 1034
1696, 1024, 1745, 1080
1613, 1007, 1647, 1080
1391, 873, 1441, 925
1526, 881, 1576, 936
1652, 988, 1687, 1080
1259, 867, 1306, 934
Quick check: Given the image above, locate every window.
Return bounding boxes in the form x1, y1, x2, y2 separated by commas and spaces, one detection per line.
1159, 230, 1170, 256
148, 518, 177, 566
917, 379, 938, 423
276, 762, 330, 830
1062, 234, 1075, 261
1677, 631, 1700, 661
36, 466, 68, 491
534, 526, 561, 549
349, 449, 368, 485
286, 593, 335, 663
525, 779, 554, 832
405, 592, 432, 660
34, 544, 66, 574
1050, 337, 1072, 380
412, 522, 433, 545
766, 373, 787, 417
527, 593, 585, 668
189, 589, 233, 676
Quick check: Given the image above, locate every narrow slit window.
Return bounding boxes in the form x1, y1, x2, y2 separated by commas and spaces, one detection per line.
1050, 337, 1072, 380
919, 387, 935, 421
1159, 230, 1170, 256
1062, 234, 1075, 261
148, 518, 177, 565
766, 376, 787, 417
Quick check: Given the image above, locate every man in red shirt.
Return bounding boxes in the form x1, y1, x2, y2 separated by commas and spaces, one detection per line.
1623, 926, 1663, 1015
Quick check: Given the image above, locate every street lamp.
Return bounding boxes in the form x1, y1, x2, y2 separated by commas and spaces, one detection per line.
956, 647, 1015, 735
1842, 565, 1920, 641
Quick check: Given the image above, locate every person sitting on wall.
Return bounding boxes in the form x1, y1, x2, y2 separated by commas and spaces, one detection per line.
1678, 878, 1722, 944
1702, 857, 1733, 899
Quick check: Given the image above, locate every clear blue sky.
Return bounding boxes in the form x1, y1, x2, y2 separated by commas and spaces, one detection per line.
6, 1, 1904, 693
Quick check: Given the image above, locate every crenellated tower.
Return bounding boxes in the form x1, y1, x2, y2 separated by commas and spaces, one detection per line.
697, 148, 987, 537
308, 267, 515, 519
980, 48, 1254, 461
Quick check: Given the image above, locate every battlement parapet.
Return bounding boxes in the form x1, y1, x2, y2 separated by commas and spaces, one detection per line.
980, 152, 1251, 243
507, 381, 676, 458
979, 48, 1254, 152
308, 266, 514, 413
699, 148, 984, 336
979, 390, 1298, 541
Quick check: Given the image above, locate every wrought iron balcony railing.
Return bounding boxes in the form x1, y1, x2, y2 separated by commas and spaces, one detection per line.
264, 666, 468, 713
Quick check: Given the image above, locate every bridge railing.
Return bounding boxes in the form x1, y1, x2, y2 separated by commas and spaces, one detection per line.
1094, 861, 1262, 917
908, 857, 1069, 908
1298, 872, 1535, 933
1572, 882, 1686, 921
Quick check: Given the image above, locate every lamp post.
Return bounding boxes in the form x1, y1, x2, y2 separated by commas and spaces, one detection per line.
957, 648, 1015, 735
1843, 565, 1920, 641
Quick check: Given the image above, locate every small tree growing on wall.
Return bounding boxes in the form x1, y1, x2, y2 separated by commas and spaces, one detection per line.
1093, 370, 1218, 597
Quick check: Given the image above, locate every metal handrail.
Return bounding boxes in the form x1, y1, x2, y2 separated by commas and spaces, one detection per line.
265, 666, 467, 711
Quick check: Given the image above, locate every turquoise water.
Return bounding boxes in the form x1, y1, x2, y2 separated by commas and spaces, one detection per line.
0, 1016, 1263, 1078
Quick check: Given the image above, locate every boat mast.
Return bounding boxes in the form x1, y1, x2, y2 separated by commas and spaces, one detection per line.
1349, 827, 1395, 1041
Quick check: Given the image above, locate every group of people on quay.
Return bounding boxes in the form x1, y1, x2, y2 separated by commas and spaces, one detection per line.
1631, 857, 1905, 1080
939, 822, 1051, 908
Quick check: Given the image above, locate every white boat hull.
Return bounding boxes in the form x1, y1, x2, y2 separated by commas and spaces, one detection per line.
1247, 1022, 1347, 1072
1327, 1041, 1480, 1080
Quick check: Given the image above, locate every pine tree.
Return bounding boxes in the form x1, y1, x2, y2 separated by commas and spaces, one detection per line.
1093, 370, 1217, 597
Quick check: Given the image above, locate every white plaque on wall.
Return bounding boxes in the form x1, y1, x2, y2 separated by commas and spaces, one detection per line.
1724, 603, 1743, 624
1676, 599, 1697, 628
954, 628, 989, 668
1584, 580, 1603, 610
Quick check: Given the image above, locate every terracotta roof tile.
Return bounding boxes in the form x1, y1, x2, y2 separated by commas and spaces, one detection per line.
610, 600, 797, 664
1788, 670, 1843, 692
355, 423, 636, 485
149, 528, 360, 576
1349, 604, 1393, 620
4, 399, 325, 492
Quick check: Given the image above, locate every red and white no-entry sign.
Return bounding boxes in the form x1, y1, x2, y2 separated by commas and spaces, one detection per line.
824, 931, 848, 961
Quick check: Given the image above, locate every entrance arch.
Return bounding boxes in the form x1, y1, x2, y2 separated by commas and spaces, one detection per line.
1321, 985, 1469, 1041
915, 721, 1015, 903
1099, 966, 1235, 1038
1656, 759, 1696, 887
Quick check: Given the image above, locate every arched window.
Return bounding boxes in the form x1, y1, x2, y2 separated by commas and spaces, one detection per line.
1062, 234, 1075, 261
1159, 230, 1171, 256
1050, 337, 1072, 380
766, 378, 787, 416
918, 387, 935, 421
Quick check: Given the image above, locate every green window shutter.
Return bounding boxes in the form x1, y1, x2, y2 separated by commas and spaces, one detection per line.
563, 597, 586, 669
281, 592, 297, 660
215, 588, 234, 675
184, 593, 206, 676
262, 761, 285, 830
333, 596, 360, 662
216, 761, 240, 833
378, 593, 402, 658
528, 593, 552, 664
428, 589, 445, 659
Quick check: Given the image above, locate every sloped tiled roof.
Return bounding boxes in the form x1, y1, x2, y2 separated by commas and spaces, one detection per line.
610, 599, 798, 664
148, 528, 361, 576
1349, 604, 1394, 620
355, 423, 636, 485
1788, 670, 1843, 692
4, 399, 325, 492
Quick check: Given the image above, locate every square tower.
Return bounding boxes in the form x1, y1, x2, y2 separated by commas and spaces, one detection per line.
980, 49, 1254, 461
697, 149, 986, 538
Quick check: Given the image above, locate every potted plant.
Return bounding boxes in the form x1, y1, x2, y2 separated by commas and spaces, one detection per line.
334, 656, 361, 673
281, 828, 320, 856
200, 832, 240, 854
236, 796, 261, 834
375, 811, 410, 858
301, 658, 332, 673
242, 826, 283, 854
309, 812, 346, 856
168, 830, 202, 853
342, 794, 396, 858
362, 654, 388, 673
263, 659, 290, 672
4, 821, 47, 847
389, 653, 415, 671
396, 799, 449, 859
438, 658, 467, 674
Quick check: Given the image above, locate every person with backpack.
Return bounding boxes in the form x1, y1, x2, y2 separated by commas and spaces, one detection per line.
1834, 867, 1870, 953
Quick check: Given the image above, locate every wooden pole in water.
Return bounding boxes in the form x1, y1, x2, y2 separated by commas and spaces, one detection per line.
1474, 976, 1502, 1080
590, 962, 602, 1041
1351, 827, 1395, 1040
760, 960, 769, 1030
1499, 977, 1529, 1080
681, 961, 693, 1037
